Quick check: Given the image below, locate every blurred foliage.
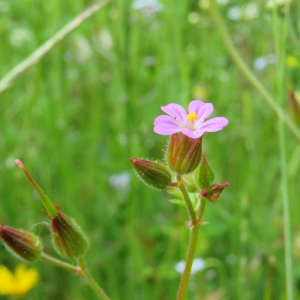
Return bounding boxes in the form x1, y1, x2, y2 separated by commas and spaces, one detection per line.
1, 0, 300, 299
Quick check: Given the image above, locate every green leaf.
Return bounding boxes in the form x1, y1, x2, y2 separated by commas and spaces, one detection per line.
168, 199, 186, 207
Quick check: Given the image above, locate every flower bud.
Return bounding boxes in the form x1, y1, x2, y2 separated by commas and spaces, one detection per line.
44, 205, 88, 259
195, 152, 215, 190
201, 182, 230, 203
182, 174, 197, 193
0, 224, 42, 262
129, 158, 172, 189
167, 133, 202, 175
209, 182, 229, 195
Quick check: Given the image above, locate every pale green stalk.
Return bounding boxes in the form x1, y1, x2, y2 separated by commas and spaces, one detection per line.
40, 253, 111, 300
77, 256, 112, 300
272, 2, 294, 299
0, 0, 110, 95
208, 0, 300, 143
40, 253, 79, 274
176, 182, 206, 300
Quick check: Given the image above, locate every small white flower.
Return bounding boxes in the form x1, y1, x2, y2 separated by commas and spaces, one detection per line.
244, 3, 258, 20
132, 0, 162, 18
175, 258, 206, 275
109, 171, 131, 190
253, 57, 268, 71
227, 6, 242, 21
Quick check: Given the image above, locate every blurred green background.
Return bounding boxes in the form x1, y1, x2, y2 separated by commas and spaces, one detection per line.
1, 0, 300, 299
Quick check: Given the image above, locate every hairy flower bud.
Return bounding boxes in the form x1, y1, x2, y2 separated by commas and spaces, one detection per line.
44, 205, 88, 259
129, 158, 172, 189
182, 174, 197, 193
195, 152, 215, 190
0, 224, 42, 262
209, 182, 230, 195
167, 133, 202, 175
201, 182, 230, 203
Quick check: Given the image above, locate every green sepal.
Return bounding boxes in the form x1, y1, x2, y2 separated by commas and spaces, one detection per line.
129, 158, 172, 189
0, 224, 42, 262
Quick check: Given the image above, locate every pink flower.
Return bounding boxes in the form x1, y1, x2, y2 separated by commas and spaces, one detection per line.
154, 100, 229, 139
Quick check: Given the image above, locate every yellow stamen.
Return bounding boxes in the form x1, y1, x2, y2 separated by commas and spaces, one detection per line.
187, 111, 198, 122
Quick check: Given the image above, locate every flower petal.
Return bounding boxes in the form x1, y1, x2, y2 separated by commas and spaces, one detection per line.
189, 101, 214, 124
199, 117, 229, 132
181, 128, 205, 139
161, 103, 187, 124
0, 265, 14, 294
154, 115, 181, 135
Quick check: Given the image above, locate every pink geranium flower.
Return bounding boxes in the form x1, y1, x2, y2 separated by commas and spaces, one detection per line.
154, 100, 229, 139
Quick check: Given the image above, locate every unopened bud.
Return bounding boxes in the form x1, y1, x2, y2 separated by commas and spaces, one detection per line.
44, 205, 88, 259
129, 158, 172, 189
0, 224, 42, 262
205, 182, 230, 203
167, 133, 202, 175
209, 195, 221, 203
195, 152, 215, 190
182, 174, 197, 193
209, 182, 229, 195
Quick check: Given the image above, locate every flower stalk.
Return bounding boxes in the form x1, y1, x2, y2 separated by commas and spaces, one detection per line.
39, 253, 111, 300
177, 175, 197, 225
176, 195, 207, 300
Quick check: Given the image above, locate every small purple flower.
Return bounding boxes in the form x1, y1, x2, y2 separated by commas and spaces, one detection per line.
154, 101, 229, 139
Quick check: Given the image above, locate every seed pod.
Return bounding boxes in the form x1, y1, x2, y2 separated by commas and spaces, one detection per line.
45, 205, 88, 259
129, 158, 172, 189
195, 152, 215, 190
0, 224, 42, 262
167, 133, 202, 175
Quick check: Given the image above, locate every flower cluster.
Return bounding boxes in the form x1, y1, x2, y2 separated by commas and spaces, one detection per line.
129, 100, 229, 202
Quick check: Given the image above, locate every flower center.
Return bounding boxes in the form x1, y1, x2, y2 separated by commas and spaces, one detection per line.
187, 111, 198, 123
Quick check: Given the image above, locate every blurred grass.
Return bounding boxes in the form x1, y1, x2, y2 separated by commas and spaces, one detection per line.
1, 0, 300, 299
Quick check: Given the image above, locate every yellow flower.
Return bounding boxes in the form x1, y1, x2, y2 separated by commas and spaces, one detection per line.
0, 264, 39, 297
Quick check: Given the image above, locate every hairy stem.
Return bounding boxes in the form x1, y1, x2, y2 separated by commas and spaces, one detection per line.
78, 256, 112, 300
177, 223, 200, 300
177, 196, 207, 300
39, 253, 79, 275
208, 0, 300, 143
177, 174, 197, 225
0, 0, 110, 95
40, 253, 111, 300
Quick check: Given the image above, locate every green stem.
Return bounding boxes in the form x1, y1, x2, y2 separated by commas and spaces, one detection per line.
40, 253, 111, 300
272, 4, 294, 299
176, 223, 200, 300
208, 0, 300, 143
77, 256, 112, 300
177, 175, 197, 225
177, 196, 206, 300
0, 0, 110, 95
39, 253, 79, 275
